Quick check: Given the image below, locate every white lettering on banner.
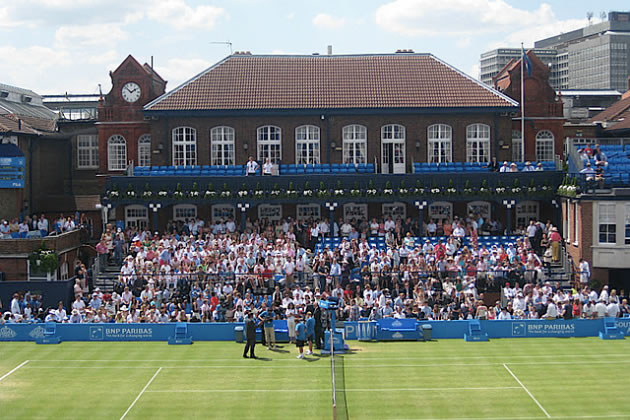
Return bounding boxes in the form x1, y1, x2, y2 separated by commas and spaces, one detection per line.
0, 326, 17, 339
615, 320, 630, 335
29, 326, 46, 339
89, 326, 154, 340
391, 320, 403, 328
392, 332, 403, 339
526, 322, 575, 336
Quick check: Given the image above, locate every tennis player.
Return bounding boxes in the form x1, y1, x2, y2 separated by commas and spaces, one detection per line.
305, 311, 315, 355
295, 316, 306, 359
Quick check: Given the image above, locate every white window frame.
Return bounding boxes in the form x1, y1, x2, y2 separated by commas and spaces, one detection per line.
625, 203, 630, 246
381, 124, 406, 173
428, 124, 452, 163
172, 126, 197, 166
343, 203, 368, 222
574, 201, 579, 246
125, 205, 149, 230
258, 204, 282, 221
211, 204, 235, 222
512, 130, 523, 162
138, 134, 151, 167
173, 204, 197, 222
295, 125, 320, 165
467, 201, 491, 221
77, 134, 98, 169
566, 201, 571, 243
598, 203, 616, 245
257, 125, 281, 164
342, 125, 367, 164
382, 202, 406, 220
466, 123, 490, 163
428, 201, 453, 223
516, 201, 539, 230
297, 204, 321, 221
535, 130, 554, 162
107, 134, 127, 171
210, 126, 235, 166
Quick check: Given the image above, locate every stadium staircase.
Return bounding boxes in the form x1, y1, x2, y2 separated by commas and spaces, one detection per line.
93, 262, 121, 293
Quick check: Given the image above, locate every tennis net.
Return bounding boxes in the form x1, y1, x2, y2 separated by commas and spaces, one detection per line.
330, 329, 348, 420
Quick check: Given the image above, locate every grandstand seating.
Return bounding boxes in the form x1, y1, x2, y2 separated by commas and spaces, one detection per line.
573, 144, 630, 185
134, 163, 376, 176
315, 235, 522, 252
413, 161, 555, 173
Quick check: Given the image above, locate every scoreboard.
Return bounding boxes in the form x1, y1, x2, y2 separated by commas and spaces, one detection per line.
0, 156, 25, 188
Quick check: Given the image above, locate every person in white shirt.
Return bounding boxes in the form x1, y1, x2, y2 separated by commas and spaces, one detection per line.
594, 299, 607, 318
246, 156, 259, 176
262, 157, 273, 176
606, 301, 620, 318
72, 296, 86, 313
578, 259, 590, 286
384, 217, 395, 232
498, 307, 512, 320
542, 298, 558, 319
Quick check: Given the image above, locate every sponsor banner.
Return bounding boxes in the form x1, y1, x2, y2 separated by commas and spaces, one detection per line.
0, 318, 626, 342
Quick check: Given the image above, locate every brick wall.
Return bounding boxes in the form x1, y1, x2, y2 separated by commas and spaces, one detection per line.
148, 112, 514, 168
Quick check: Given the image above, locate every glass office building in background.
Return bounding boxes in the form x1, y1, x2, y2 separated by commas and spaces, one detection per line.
480, 11, 630, 92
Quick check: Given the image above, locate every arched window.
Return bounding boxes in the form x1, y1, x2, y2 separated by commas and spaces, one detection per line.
427, 124, 452, 163
138, 134, 151, 167
466, 123, 490, 163
295, 125, 320, 164
107, 134, 127, 171
257, 125, 281, 164
342, 124, 367, 164
512, 130, 523, 162
210, 126, 235, 165
172, 127, 197, 166
535, 130, 554, 161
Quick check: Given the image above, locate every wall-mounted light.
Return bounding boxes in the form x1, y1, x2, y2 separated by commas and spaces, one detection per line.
330, 141, 337, 149
415, 141, 421, 149
243, 142, 249, 151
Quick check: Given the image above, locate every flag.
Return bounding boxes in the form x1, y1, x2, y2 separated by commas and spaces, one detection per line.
522, 52, 533, 78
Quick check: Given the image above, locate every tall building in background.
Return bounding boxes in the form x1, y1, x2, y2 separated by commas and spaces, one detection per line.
480, 48, 556, 87
480, 11, 630, 91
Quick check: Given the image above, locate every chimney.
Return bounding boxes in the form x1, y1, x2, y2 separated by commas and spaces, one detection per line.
327, 45, 332, 55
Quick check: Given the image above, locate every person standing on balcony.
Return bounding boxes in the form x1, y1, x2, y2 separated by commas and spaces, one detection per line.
246, 156, 259, 176
262, 157, 273, 176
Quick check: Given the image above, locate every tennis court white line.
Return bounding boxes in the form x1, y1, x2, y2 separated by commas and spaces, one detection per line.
23, 360, 630, 369
389, 415, 630, 420
119, 367, 161, 420
145, 386, 520, 393
503, 363, 551, 419
0, 360, 29, 382
28, 353, 630, 362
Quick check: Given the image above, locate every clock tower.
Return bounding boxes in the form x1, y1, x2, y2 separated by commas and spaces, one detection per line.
97, 55, 166, 173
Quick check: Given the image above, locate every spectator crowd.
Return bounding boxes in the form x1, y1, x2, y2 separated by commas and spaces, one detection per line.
3, 213, 629, 329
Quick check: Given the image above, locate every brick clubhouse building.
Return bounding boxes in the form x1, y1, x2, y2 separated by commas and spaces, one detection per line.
101, 52, 562, 232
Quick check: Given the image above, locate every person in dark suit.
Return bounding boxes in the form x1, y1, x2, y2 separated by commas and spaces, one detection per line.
243, 311, 257, 359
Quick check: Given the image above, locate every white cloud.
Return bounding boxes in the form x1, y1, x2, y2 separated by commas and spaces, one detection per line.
469, 63, 481, 80
155, 57, 213, 88
375, 0, 580, 38
55, 23, 128, 49
147, 0, 226, 30
312, 13, 346, 29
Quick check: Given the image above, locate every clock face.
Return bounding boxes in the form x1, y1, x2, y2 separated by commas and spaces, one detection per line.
121, 82, 141, 103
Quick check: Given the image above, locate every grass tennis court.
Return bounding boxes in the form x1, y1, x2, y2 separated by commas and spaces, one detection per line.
1, 338, 629, 420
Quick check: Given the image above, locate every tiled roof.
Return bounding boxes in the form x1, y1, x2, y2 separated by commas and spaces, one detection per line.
145, 54, 518, 112
0, 113, 41, 135
589, 94, 630, 132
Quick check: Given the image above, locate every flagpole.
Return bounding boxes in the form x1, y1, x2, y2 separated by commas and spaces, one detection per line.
521, 43, 525, 162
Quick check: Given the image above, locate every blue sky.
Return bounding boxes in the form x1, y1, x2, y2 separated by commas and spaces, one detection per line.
0, 0, 628, 95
